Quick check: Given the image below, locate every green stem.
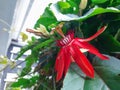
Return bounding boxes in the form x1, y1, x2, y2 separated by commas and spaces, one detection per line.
52, 70, 56, 90
33, 38, 54, 51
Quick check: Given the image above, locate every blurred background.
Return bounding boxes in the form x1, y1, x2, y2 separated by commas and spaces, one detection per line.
0, 0, 59, 90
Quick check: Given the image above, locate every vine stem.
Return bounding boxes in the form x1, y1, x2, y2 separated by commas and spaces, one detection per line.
52, 22, 65, 38
52, 70, 56, 90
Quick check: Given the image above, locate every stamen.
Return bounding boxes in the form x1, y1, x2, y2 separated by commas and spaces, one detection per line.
62, 39, 67, 45
60, 41, 64, 46
54, 22, 65, 38
66, 37, 69, 43
68, 35, 71, 42
64, 38, 68, 43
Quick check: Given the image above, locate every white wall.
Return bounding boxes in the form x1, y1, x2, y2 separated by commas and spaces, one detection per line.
0, 0, 17, 55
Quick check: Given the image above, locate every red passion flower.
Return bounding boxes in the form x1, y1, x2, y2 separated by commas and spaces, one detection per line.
55, 26, 109, 82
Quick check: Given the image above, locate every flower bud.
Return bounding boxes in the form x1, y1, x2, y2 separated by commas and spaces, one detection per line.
36, 24, 49, 36
79, 0, 88, 10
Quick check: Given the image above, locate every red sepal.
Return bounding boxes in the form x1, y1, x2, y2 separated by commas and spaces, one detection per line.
63, 46, 71, 76
55, 47, 65, 82
69, 43, 94, 78
75, 39, 109, 60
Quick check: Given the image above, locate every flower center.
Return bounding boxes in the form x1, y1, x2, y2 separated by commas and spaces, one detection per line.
57, 34, 73, 46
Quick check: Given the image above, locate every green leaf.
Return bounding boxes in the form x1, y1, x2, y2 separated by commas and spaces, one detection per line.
92, 0, 108, 4
12, 78, 30, 88
106, 21, 120, 36
109, 0, 120, 7
16, 44, 33, 60
103, 13, 120, 22
58, 1, 71, 9
20, 32, 28, 42
67, 0, 79, 14
61, 64, 85, 90
61, 63, 108, 90
20, 50, 39, 77
57, 1, 73, 14
62, 55, 120, 90
98, 34, 120, 52
0, 56, 8, 64
115, 29, 120, 41
48, 0, 79, 14
10, 87, 21, 90
29, 76, 39, 86
11, 76, 39, 88
20, 67, 31, 77
34, 7, 57, 30
50, 4, 120, 21
93, 55, 120, 90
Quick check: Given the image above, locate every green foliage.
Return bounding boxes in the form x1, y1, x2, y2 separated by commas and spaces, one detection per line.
15, 45, 33, 60
109, 0, 120, 7
50, 4, 120, 21
93, 55, 120, 90
18, 38, 54, 77
20, 52, 38, 77
115, 29, 120, 41
33, 38, 54, 51
98, 34, 120, 53
34, 7, 57, 30
11, 76, 39, 88
7, 87, 21, 90
62, 55, 120, 90
92, 0, 108, 4
12, 0, 120, 90
57, 0, 79, 14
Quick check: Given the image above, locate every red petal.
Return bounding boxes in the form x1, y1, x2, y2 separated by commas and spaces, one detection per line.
64, 46, 71, 76
78, 26, 107, 42
69, 43, 94, 78
55, 48, 65, 82
75, 39, 109, 60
